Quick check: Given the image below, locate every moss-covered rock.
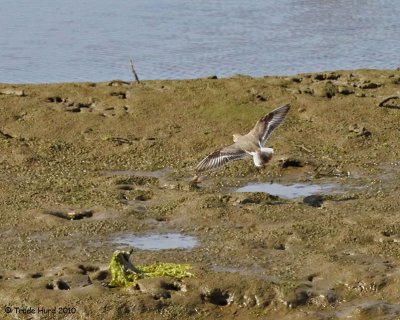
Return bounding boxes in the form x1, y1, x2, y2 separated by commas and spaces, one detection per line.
109, 250, 194, 287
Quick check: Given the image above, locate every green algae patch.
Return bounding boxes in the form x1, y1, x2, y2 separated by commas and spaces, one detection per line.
109, 249, 194, 287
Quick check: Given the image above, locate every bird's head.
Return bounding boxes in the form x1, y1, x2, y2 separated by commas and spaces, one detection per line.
232, 133, 242, 142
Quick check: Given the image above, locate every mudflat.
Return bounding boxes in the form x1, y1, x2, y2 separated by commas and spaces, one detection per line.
1, 69, 400, 319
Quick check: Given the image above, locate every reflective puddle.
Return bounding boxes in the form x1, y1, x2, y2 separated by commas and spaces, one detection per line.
235, 182, 342, 199
113, 233, 198, 251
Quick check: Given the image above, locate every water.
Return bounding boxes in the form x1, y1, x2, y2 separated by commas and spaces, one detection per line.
235, 182, 341, 199
113, 233, 198, 251
1, 1, 399, 83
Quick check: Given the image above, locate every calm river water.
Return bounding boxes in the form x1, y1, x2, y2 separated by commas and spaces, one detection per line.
1, 0, 399, 83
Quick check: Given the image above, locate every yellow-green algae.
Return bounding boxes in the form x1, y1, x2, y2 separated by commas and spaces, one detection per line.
109, 249, 194, 287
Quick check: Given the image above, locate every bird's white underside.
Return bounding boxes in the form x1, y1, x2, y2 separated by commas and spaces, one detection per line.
250, 147, 274, 167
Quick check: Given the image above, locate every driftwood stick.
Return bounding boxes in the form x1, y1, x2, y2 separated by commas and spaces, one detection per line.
294, 144, 312, 153
129, 59, 140, 84
378, 95, 399, 107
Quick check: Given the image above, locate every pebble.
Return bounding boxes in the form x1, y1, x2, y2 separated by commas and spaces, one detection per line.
348, 124, 371, 137
303, 195, 324, 207
357, 81, 381, 89
312, 82, 337, 98
337, 86, 354, 95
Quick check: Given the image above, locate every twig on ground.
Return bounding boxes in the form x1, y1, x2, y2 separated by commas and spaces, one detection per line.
294, 144, 312, 153
129, 59, 140, 84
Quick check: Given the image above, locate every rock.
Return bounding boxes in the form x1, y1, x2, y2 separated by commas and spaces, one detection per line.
357, 81, 381, 89
46, 96, 63, 103
67, 210, 93, 220
313, 73, 340, 81
44, 209, 93, 220
255, 94, 267, 101
0, 130, 13, 139
274, 243, 286, 250
299, 86, 313, 95
349, 124, 371, 137
46, 279, 70, 290
279, 157, 305, 168
110, 91, 127, 99
337, 86, 354, 95
312, 82, 337, 98
290, 77, 302, 83
313, 74, 325, 81
303, 195, 324, 207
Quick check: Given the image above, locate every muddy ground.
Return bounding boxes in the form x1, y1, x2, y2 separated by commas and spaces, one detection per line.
1, 69, 400, 319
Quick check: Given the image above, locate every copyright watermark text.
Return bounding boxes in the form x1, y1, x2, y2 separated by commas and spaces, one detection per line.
4, 306, 76, 315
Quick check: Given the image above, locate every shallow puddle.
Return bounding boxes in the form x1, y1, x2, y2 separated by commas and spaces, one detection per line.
113, 233, 198, 251
235, 182, 343, 199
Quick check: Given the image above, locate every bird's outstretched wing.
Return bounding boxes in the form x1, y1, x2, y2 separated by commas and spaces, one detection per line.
195, 144, 247, 172
249, 104, 290, 146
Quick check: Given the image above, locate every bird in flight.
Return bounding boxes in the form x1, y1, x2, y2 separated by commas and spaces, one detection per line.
195, 104, 290, 172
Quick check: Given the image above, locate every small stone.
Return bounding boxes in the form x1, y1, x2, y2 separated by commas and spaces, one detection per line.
279, 157, 305, 168
47, 96, 63, 103
313, 74, 325, 81
303, 195, 324, 207
358, 82, 381, 89
337, 86, 354, 95
312, 82, 337, 98
46, 279, 70, 290
274, 243, 286, 250
313, 73, 339, 81
256, 94, 267, 101
110, 91, 127, 99
291, 77, 302, 83
67, 210, 93, 220
349, 124, 371, 137
299, 86, 313, 95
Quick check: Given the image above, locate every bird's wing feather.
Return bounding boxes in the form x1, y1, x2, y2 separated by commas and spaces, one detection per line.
195, 144, 247, 172
249, 104, 290, 146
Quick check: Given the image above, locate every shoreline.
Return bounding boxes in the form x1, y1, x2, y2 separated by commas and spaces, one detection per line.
1, 67, 399, 86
